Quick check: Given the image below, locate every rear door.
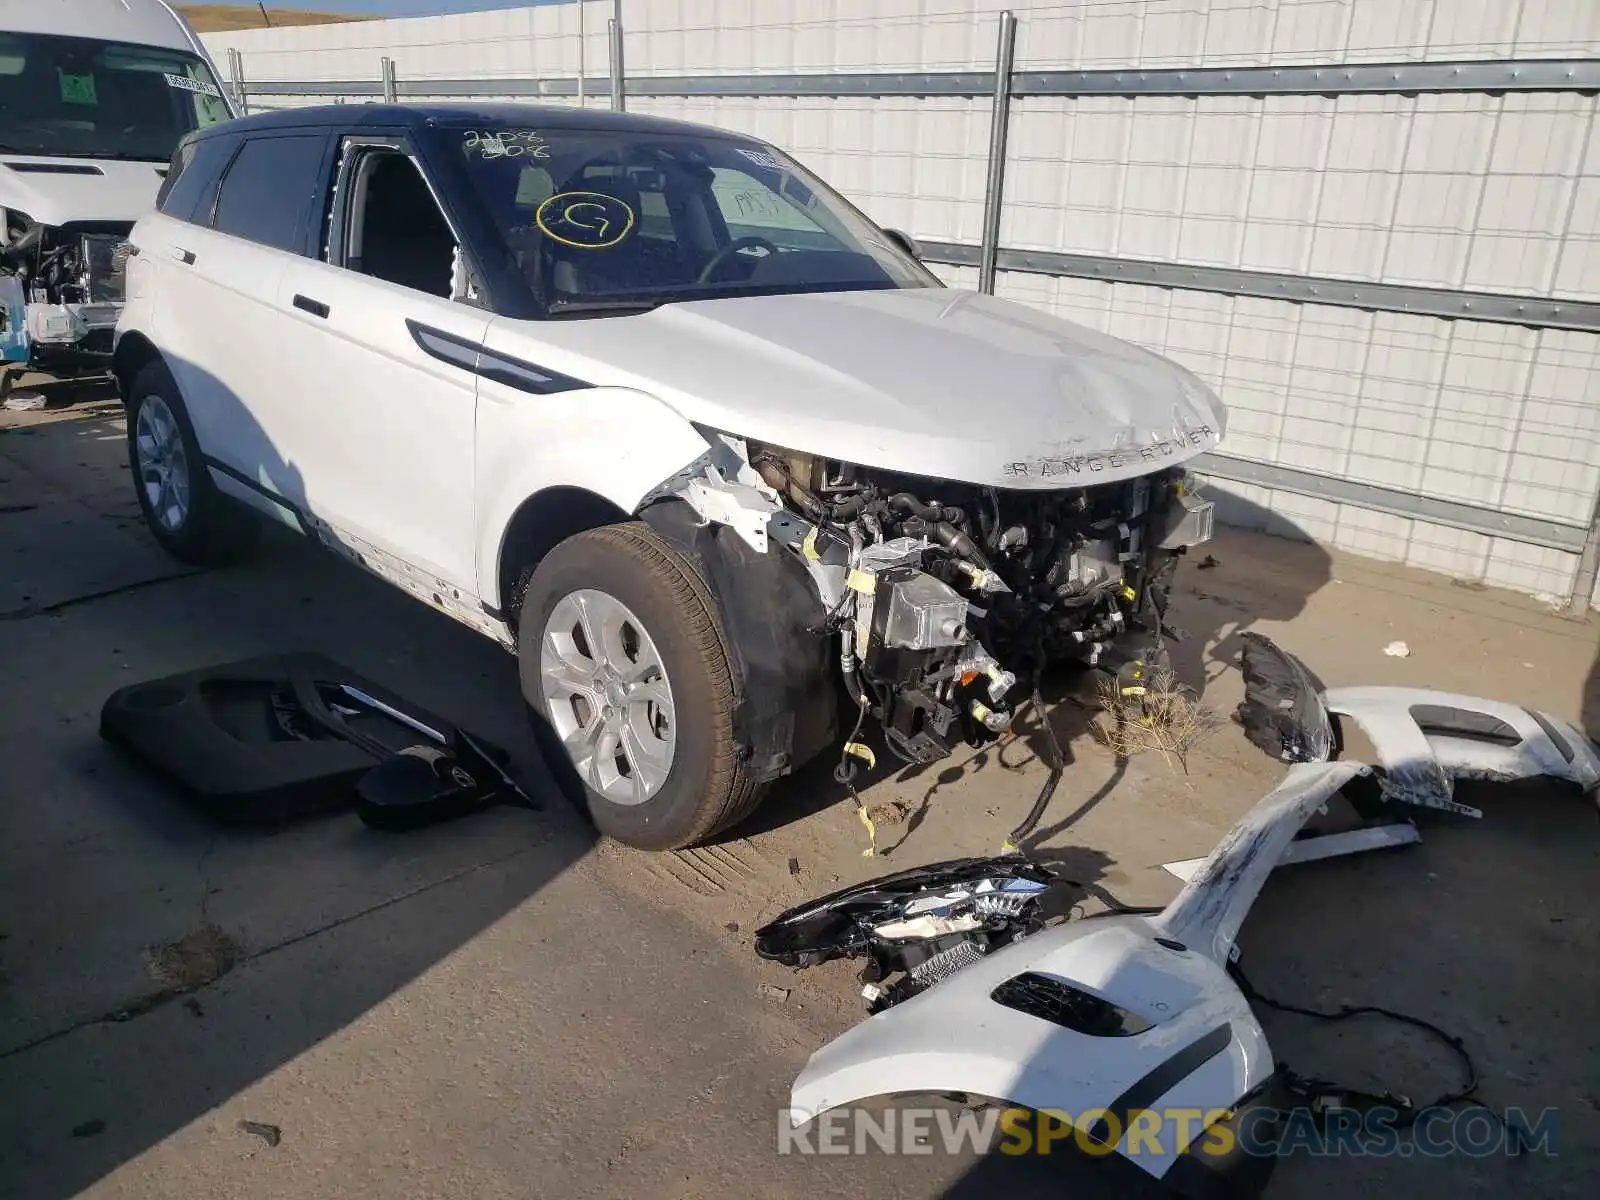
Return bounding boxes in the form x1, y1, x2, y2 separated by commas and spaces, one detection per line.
138, 129, 330, 516
271, 133, 490, 596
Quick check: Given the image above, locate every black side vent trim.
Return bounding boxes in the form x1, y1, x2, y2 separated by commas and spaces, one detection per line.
4, 161, 105, 176
1087, 1024, 1234, 1145
991, 972, 1155, 1037
406, 320, 589, 395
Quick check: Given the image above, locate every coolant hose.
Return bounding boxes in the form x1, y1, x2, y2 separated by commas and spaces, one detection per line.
887, 492, 965, 527
0, 223, 42, 267
928, 521, 991, 569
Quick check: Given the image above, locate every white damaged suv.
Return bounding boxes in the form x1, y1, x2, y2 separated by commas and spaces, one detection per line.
114, 104, 1225, 849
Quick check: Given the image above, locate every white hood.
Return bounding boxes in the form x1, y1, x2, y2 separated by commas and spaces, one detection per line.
517, 288, 1226, 489
1, 156, 167, 227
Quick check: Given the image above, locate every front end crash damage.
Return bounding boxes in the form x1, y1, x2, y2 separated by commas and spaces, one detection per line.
782, 761, 1372, 1194
1, 211, 130, 366
660, 430, 1215, 771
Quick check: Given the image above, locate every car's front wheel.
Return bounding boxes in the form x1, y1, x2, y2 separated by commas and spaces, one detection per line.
517, 522, 764, 849
126, 361, 257, 565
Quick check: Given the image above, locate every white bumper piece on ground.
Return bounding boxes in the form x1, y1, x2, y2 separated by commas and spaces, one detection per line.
1324, 686, 1600, 817
789, 760, 1370, 1186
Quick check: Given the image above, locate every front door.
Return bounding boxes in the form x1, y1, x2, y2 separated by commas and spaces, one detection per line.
272, 135, 490, 597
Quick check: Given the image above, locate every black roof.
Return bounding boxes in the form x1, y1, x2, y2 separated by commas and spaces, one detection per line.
198, 102, 755, 142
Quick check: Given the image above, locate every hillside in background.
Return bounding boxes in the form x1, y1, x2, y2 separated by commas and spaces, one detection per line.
178, 5, 374, 32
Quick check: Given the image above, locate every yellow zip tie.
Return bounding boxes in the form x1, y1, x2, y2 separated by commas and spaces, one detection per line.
801, 527, 821, 561
843, 741, 877, 769
857, 803, 878, 857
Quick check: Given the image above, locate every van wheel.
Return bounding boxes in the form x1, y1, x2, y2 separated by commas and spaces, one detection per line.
518, 522, 763, 850
126, 361, 257, 565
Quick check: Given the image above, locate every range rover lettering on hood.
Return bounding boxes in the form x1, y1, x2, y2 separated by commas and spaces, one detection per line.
1002, 423, 1218, 481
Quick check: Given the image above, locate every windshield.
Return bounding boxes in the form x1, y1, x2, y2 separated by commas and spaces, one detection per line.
0, 32, 230, 162
442, 123, 938, 313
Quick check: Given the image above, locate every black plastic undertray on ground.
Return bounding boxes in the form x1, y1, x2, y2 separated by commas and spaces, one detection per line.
99, 652, 505, 825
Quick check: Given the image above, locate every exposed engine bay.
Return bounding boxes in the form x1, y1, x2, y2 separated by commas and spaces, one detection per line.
726, 439, 1214, 767
1, 209, 131, 366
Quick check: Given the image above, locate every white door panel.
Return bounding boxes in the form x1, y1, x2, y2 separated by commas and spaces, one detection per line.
272, 258, 489, 591
134, 213, 288, 479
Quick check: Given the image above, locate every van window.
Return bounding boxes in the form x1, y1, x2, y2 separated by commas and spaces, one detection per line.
213, 135, 327, 254
0, 32, 230, 163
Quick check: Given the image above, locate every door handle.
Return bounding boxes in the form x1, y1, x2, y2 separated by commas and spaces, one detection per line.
293, 294, 330, 318
169, 246, 195, 265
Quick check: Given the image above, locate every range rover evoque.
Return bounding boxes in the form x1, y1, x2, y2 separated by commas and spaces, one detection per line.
114, 104, 1225, 849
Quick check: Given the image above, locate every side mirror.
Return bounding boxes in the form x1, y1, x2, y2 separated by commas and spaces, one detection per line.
882, 228, 923, 261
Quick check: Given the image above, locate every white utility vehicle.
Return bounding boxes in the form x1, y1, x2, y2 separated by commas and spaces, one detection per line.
0, 0, 232, 383
114, 104, 1225, 849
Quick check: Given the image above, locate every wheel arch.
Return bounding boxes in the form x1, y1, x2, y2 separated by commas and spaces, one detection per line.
641, 497, 839, 783
111, 331, 163, 403
495, 485, 631, 635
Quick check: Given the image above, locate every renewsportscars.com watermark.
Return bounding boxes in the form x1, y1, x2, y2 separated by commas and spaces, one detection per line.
778, 1104, 1559, 1159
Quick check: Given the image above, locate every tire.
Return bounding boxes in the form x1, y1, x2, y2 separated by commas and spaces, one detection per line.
517, 521, 764, 849
126, 360, 258, 566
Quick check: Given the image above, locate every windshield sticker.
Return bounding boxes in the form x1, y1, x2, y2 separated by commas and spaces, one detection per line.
464, 130, 551, 160
163, 72, 222, 99
58, 71, 97, 105
734, 147, 785, 172
535, 191, 636, 249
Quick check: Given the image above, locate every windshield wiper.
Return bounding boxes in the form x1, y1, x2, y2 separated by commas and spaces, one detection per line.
545, 297, 668, 317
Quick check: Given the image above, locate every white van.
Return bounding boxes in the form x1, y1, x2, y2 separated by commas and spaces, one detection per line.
0, 0, 234, 380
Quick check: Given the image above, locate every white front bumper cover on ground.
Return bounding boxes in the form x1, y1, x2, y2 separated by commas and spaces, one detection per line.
789, 760, 1371, 1196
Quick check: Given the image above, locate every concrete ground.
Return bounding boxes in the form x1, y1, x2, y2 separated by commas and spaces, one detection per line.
1, 396, 1596, 1199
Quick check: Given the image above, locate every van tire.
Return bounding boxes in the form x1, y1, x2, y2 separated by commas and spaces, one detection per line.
518, 521, 763, 850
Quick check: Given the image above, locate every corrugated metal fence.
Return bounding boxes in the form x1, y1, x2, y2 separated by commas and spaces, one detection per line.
202, 0, 1600, 610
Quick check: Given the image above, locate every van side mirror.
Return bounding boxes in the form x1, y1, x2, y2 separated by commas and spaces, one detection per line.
882, 228, 923, 261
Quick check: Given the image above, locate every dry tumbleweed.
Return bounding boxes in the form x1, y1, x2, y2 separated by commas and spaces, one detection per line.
1091, 664, 1223, 774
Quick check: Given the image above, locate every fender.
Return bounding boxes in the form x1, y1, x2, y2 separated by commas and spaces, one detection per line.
473, 383, 710, 611
643, 498, 838, 784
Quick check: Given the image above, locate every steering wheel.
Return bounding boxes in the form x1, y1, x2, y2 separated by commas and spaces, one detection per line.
697, 235, 778, 283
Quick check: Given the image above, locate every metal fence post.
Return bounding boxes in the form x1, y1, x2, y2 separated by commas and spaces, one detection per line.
226, 47, 248, 114
576, 0, 586, 107
1566, 489, 1600, 614
381, 56, 398, 103
609, 0, 626, 112
977, 10, 1017, 295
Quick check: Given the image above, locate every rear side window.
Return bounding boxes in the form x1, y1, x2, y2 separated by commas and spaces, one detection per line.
211, 134, 327, 254
156, 133, 238, 224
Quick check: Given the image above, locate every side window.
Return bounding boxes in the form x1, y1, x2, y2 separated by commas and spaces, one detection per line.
156, 133, 238, 224
336, 147, 458, 300
211, 134, 326, 254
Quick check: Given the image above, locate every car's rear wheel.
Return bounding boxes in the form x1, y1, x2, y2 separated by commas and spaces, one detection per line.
126, 361, 257, 565
517, 522, 763, 849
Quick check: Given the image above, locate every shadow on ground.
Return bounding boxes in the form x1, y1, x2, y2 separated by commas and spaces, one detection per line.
0, 414, 597, 1199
